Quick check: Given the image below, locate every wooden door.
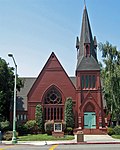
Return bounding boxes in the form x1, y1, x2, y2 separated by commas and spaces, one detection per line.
84, 112, 96, 129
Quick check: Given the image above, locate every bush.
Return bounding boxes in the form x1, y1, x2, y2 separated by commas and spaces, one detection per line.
114, 126, 120, 135
17, 124, 28, 136
3, 131, 18, 141
107, 127, 115, 135
0, 120, 10, 132
45, 120, 54, 135
35, 104, 44, 132
24, 120, 37, 134
62, 121, 66, 132
64, 97, 75, 128
65, 127, 73, 135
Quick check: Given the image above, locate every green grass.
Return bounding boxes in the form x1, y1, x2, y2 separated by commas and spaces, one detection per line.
112, 135, 120, 139
18, 134, 74, 141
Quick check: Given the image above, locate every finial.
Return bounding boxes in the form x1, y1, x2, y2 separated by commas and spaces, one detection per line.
84, 0, 86, 5
84, 0, 86, 8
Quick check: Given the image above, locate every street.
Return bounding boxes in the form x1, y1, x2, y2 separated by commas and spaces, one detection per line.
0, 144, 120, 150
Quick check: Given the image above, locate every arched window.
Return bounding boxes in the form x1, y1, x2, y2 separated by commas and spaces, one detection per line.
44, 87, 62, 104
43, 86, 63, 121
85, 45, 90, 57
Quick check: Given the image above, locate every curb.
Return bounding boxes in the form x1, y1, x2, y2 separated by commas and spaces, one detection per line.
52, 142, 120, 145
1, 141, 120, 146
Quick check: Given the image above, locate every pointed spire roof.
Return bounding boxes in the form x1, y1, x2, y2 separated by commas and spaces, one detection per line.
76, 5, 99, 71
81, 5, 92, 44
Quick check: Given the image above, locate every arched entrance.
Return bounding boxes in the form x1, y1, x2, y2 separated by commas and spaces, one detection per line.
43, 86, 64, 121
84, 102, 96, 129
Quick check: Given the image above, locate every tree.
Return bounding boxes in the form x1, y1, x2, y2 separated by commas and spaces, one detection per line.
98, 41, 120, 125
0, 57, 23, 121
35, 104, 43, 132
0, 120, 10, 132
64, 97, 74, 128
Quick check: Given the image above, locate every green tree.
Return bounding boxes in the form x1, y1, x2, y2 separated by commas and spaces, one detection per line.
35, 104, 43, 132
64, 97, 74, 128
98, 41, 120, 125
0, 120, 10, 132
0, 57, 23, 121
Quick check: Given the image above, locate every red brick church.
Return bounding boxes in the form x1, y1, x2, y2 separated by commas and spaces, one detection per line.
16, 5, 107, 134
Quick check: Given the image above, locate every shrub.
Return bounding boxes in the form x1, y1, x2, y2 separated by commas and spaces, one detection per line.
65, 127, 73, 135
114, 126, 120, 135
64, 97, 74, 128
45, 120, 54, 135
107, 127, 115, 135
24, 120, 37, 134
62, 121, 66, 132
17, 124, 28, 136
0, 120, 10, 132
3, 131, 18, 141
35, 104, 44, 132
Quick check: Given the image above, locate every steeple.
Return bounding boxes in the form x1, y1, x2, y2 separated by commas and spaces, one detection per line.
76, 4, 99, 71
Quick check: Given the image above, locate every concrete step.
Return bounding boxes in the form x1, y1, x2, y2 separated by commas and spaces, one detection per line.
74, 128, 107, 135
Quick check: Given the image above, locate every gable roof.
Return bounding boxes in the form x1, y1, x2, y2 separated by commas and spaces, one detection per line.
28, 52, 76, 98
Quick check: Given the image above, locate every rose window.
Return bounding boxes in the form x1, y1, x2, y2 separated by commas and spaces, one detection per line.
44, 88, 62, 104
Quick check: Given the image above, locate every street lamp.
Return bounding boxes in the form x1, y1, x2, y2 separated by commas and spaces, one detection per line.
8, 54, 17, 144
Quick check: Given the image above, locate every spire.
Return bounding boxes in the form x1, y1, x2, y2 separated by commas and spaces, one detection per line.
81, 5, 92, 44
76, 4, 99, 71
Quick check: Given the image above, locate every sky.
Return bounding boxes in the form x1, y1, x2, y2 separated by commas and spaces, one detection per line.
0, 0, 120, 77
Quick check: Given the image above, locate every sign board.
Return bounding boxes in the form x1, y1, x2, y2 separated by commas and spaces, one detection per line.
54, 123, 62, 132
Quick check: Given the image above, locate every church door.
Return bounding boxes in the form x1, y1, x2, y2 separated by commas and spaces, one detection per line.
84, 112, 96, 129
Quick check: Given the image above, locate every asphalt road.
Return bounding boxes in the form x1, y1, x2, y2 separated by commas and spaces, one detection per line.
0, 144, 120, 150
56, 144, 120, 150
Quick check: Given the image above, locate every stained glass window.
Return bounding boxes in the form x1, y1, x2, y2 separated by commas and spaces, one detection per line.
85, 75, 89, 88
92, 75, 96, 88
81, 75, 84, 88
44, 87, 62, 104
89, 75, 92, 88
81, 75, 96, 89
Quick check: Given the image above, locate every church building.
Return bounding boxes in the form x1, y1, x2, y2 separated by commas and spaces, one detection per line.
15, 5, 107, 134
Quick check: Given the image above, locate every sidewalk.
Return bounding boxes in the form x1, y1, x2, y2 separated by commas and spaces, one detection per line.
1, 135, 120, 145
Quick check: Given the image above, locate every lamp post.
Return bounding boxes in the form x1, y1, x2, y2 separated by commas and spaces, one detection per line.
8, 54, 17, 144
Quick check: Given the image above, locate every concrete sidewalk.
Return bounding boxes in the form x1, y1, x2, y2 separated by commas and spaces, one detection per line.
1, 135, 120, 145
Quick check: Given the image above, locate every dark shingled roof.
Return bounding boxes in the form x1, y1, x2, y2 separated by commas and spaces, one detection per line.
77, 56, 100, 71
70, 76, 76, 87
17, 78, 36, 111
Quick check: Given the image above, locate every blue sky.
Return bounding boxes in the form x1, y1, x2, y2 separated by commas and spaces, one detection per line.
0, 0, 120, 77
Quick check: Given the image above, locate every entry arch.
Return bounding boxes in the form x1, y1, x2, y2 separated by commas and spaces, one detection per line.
84, 102, 96, 129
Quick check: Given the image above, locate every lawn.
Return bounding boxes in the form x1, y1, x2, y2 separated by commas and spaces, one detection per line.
18, 134, 74, 141
112, 135, 120, 139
